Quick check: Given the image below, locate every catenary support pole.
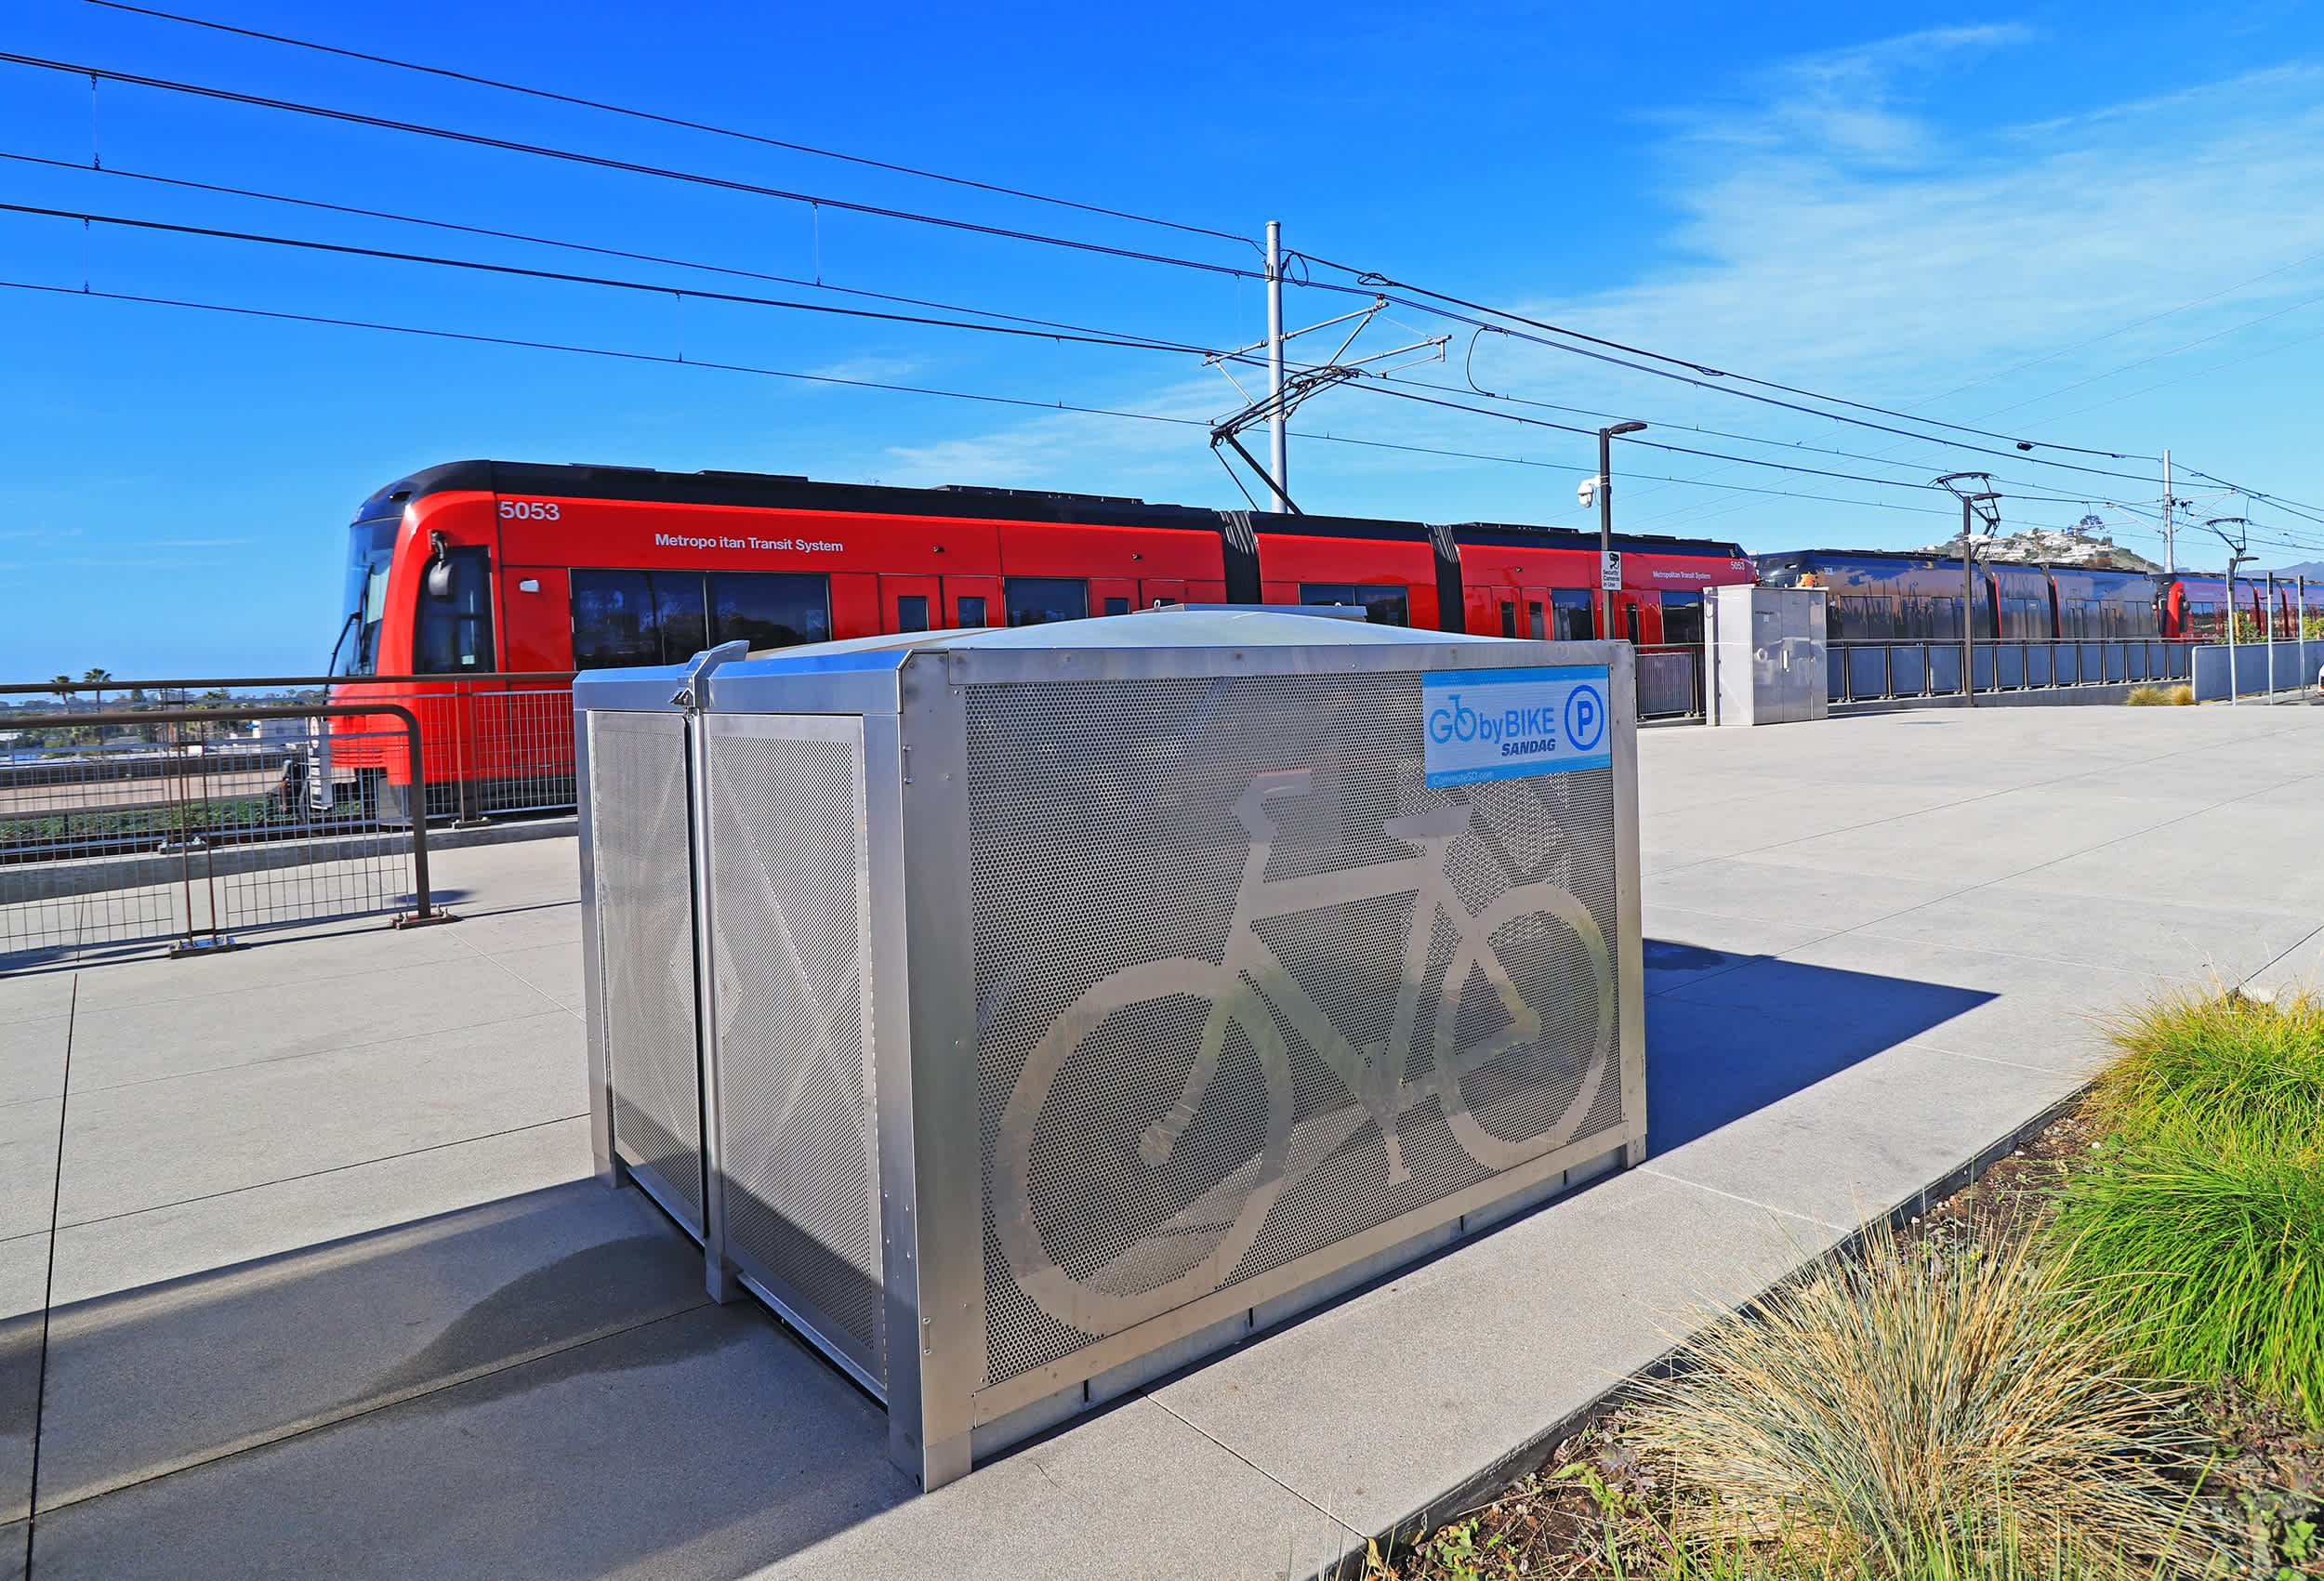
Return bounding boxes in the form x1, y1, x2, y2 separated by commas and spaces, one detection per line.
2161, 449, 2174, 573
2266, 573, 2278, 698
1961, 496, 1976, 708
2226, 561, 2239, 705
1265, 220, 1287, 512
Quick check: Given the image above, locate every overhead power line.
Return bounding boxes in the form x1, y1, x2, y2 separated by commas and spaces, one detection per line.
2, 47, 2196, 491
1294, 247, 2157, 464
0, 201, 1238, 359
81, 0, 1253, 248
3, 274, 2124, 530
0, 150, 1208, 346
0, 51, 1259, 280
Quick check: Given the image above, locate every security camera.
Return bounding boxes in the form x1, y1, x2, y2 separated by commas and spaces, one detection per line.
1577, 475, 1603, 509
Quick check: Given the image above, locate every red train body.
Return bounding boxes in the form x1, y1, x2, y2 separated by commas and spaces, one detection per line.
326, 460, 1757, 813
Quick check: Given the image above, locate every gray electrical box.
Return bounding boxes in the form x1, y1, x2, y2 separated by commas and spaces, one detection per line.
1707, 585, 1828, 725
574, 611, 1645, 1492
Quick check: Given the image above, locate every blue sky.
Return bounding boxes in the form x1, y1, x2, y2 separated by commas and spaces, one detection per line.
7, 0, 2324, 676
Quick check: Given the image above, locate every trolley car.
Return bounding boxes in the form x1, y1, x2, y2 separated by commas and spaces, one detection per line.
325, 460, 1757, 817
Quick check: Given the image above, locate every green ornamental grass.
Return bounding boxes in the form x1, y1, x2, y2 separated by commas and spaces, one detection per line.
2089, 986, 2324, 1153
2054, 987, 2324, 1430
2053, 1128, 2324, 1432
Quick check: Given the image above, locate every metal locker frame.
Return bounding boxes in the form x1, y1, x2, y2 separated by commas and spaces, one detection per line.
578, 615, 1647, 1494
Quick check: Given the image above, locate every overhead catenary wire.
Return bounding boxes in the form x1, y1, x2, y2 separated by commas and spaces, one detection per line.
15, 195, 2172, 517
0, 48, 2202, 485
81, 0, 1255, 248
15, 150, 2144, 502
23, 51, 2324, 543
1292, 246, 2157, 463
0, 51, 1263, 280
0, 150, 1213, 346
0, 200, 1243, 359
1, 274, 2139, 532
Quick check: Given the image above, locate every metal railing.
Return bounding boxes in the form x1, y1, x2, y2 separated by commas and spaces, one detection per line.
2, 672, 581, 824
1633, 643, 1705, 719
3, 701, 457, 964
1826, 639, 2196, 705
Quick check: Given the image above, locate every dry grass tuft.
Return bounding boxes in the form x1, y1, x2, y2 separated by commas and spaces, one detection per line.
2123, 684, 2194, 705
1626, 1231, 2214, 1574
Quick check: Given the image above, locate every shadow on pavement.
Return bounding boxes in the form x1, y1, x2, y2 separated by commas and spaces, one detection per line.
1, 1181, 910, 1580
1642, 939, 1996, 1154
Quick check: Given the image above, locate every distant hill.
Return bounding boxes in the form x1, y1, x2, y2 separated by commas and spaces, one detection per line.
2267, 560, 2324, 579
1911, 525, 2160, 573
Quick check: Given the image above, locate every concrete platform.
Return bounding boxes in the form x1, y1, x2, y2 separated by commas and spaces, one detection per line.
0, 704, 2315, 1580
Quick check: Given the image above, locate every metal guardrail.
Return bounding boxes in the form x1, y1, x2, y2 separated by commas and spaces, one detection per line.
3, 704, 455, 964
1826, 639, 2195, 705
1, 673, 583, 825
1633, 644, 1705, 720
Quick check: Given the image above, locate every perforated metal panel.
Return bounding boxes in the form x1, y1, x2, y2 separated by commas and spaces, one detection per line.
965, 673, 1622, 1388
704, 717, 883, 1378
588, 711, 705, 1234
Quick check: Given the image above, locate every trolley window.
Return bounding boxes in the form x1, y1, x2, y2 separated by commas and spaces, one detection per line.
1005, 577, 1089, 626
1660, 591, 1703, 645
415, 547, 496, 673
570, 569, 830, 667
710, 572, 829, 650
1298, 584, 1409, 626
571, 570, 660, 669
1551, 590, 1592, 641
334, 515, 399, 677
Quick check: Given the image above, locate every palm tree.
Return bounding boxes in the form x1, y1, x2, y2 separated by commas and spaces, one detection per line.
50, 673, 73, 705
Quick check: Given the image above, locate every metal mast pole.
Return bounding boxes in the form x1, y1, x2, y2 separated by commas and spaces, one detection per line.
2226, 560, 2240, 706
2266, 573, 2278, 698
2161, 449, 2174, 573
1598, 426, 1614, 639
1961, 496, 1977, 708
1265, 220, 1287, 512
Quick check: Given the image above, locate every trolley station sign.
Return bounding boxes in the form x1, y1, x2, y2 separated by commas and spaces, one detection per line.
1422, 665, 1612, 785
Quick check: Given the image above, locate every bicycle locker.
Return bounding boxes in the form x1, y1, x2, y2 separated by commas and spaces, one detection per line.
575, 609, 1647, 1495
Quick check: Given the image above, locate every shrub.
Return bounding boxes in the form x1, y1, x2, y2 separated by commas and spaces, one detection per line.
2090, 986, 2324, 1155
2053, 1131, 2324, 1432
1626, 1232, 2212, 1574
2124, 685, 2194, 705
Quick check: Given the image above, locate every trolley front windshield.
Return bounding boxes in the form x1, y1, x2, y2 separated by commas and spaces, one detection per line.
334, 513, 398, 676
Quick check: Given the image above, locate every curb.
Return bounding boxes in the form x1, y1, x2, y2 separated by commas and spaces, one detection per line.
1324, 1080, 2096, 1579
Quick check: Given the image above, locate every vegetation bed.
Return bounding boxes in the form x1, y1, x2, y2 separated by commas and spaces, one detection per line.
1367, 989, 2324, 1581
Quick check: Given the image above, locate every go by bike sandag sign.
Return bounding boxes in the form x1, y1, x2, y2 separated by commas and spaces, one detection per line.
574, 614, 1644, 1491
1422, 665, 1613, 785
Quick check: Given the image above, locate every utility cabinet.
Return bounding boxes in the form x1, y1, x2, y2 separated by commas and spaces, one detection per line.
574, 611, 1645, 1492
1707, 585, 1829, 725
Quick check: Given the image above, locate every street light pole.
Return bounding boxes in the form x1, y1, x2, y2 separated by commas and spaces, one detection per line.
1596, 420, 1646, 640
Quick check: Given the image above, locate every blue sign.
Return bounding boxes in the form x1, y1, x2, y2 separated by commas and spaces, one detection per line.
1422, 665, 1613, 786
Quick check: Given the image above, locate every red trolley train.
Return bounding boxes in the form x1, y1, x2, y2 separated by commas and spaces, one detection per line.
326, 460, 1757, 815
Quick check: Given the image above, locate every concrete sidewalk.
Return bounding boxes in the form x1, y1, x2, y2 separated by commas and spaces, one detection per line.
0, 704, 2315, 1579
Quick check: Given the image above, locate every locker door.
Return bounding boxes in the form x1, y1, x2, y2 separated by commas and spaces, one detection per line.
882, 574, 940, 634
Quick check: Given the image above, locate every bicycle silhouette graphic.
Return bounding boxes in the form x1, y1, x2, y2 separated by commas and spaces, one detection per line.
996, 766, 1616, 1337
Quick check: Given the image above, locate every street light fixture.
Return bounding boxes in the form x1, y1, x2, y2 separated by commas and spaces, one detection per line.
1590, 421, 1648, 640
1935, 474, 2002, 706
2206, 517, 2253, 705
